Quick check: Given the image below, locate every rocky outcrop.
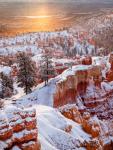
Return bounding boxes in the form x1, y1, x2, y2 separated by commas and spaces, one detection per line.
84, 115, 113, 149
109, 53, 113, 66
59, 105, 102, 138
53, 63, 113, 126
106, 53, 113, 82
59, 104, 112, 150
0, 106, 40, 150
54, 74, 77, 107
106, 70, 113, 82
103, 140, 113, 150
82, 112, 101, 138
59, 104, 82, 124
83, 139, 102, 150
82, 56, 92, 65
53, 65, 102, 107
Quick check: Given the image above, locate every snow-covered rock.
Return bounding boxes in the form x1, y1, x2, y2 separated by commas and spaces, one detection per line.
0, 105, 40, 150
36, 105, 91, 150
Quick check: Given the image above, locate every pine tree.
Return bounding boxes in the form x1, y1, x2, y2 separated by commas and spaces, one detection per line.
39, 47, 55, 86
0, 72, 13, 98
17, 52, 37, 94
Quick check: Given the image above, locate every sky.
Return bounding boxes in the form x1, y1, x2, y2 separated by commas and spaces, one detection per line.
1, 0, 113, 3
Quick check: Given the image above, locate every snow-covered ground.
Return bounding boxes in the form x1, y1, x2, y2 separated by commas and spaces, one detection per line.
12, 61, 113, 109
13, 65, 91, 107
0, 66, 11, 75
1, 57, 113, 150
36, 105, 90, 150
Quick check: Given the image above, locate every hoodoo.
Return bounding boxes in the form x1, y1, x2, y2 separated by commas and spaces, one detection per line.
0, 106, 40, 150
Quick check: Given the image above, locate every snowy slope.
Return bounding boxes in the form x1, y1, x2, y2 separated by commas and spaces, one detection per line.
14, 65, 91, 107
14, 62, 113, 108
35, 105, 90, 150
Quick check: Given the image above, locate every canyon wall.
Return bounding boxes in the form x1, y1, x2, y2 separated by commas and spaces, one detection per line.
55, 55, 113, 149
53, 65, 102, 108
53, 58, 113, 147
53, 59, 113, 124
0, 106, 40, 150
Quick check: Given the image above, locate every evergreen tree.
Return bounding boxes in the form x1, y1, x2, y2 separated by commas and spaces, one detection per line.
17, 52, 37, 94
39, 47, 55, 86
0, 72, 13, 98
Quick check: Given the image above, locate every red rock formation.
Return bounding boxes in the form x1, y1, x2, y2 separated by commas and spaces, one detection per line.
82, 112, 100, 138
103, 141, 113, 150
60, 105, 101, 138
89, 65, 102, 88
64, 125, 72, 133
82, 56, 92, 65
54, 75, 77, 107
106, 70, 113, 82
109, 53, 113, 69
83, 139, 102, 150
0, 106, 40, 150
76, 70, 88, 94
59, 104, 112, 149
55, 62, 68, 71
59, 104, 82, 124
59, 104, 113, 150
53, 65, 102, 108
20, 141, 41, 150
106, 53, 113, 82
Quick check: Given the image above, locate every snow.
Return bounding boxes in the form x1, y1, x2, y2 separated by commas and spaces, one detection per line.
0, 61, 112, 150
15, 64, 92, 108
14, 60, 113, 109
35, 105, 90, 150
0, 66, 11, 75
0, 141, 9, 150
12, 83, 25, 100
101, 82, 113, 92
15, 80, 56, 108
13, 129, 37, 139
59, 104, 78, 113
12, 146, 21, 150
0, 10, 113, 149
0, 104, 91, 150
60, 65, 91, 80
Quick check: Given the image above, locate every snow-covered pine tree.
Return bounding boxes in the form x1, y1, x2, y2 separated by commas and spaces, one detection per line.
39, 47, 55, 86
0, 72, 13, 98
17, 52, 37, 94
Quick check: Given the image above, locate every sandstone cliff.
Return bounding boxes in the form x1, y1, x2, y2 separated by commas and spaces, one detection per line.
53, 65, 102, 108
